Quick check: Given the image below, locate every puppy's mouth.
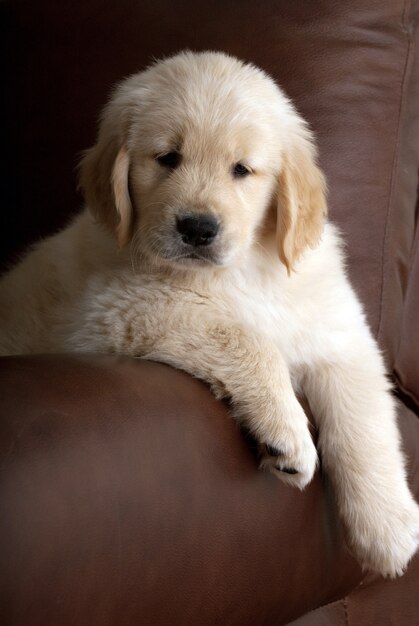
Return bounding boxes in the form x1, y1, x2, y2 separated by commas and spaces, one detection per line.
140, 234, 225, 268
167, 249, 222, 267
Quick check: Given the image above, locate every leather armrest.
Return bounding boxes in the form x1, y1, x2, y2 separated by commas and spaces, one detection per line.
0, 354, 364, 625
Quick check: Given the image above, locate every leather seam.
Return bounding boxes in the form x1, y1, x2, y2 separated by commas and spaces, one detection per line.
393, 212, 419, 409
376, 0, 413, 350
343, 596, 349, 626
287, 595, 351, 625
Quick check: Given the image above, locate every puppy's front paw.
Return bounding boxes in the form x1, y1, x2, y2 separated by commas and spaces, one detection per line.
259, 425, 318, 490
350, 496, 419, 578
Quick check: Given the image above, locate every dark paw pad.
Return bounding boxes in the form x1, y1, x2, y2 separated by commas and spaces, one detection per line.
265, 444, 284, 457
276, 466, 298, 475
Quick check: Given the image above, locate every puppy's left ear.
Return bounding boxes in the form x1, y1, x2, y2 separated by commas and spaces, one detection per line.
276, 128, 327, 273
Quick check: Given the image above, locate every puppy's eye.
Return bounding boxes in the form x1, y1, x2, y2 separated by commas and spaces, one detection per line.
232, 162, 251, 178
156, 151, 181, 169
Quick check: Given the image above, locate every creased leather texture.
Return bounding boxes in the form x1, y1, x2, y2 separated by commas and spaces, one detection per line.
1, 0, 419, 624
0, 355, 362, 626
1, 355, 419, 626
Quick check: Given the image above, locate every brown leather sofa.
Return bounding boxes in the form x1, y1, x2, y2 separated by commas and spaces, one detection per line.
1, 1, 418, 624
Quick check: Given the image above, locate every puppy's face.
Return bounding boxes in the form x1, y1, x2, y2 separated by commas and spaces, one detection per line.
80, 52, 327, 272
129, 71, 282, 268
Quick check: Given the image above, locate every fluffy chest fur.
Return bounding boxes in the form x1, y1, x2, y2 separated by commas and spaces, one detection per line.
51, 219, 364, 381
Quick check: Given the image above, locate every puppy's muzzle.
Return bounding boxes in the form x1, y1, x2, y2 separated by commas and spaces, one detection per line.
176, 214, 219, 247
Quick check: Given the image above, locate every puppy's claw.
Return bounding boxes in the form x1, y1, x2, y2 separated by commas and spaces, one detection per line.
276, 466, 298, 475
258, 431, 318, 490
265, 444, 284, 457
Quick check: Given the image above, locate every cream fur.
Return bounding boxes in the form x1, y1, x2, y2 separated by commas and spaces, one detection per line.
1, 51, 418, 577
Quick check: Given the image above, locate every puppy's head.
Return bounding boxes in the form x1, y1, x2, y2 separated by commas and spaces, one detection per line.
79, 51, 326, 272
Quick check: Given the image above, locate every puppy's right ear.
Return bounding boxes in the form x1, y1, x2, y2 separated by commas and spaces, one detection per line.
78, 139, 133, 249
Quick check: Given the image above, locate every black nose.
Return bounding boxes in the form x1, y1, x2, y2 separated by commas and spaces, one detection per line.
176, 215, 219, 247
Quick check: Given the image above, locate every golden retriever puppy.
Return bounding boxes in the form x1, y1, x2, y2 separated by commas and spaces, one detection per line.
1, 51, 418, 577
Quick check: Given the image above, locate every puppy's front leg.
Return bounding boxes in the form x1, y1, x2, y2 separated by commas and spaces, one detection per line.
144, 319, 318, 490
304, 339, 419, 577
